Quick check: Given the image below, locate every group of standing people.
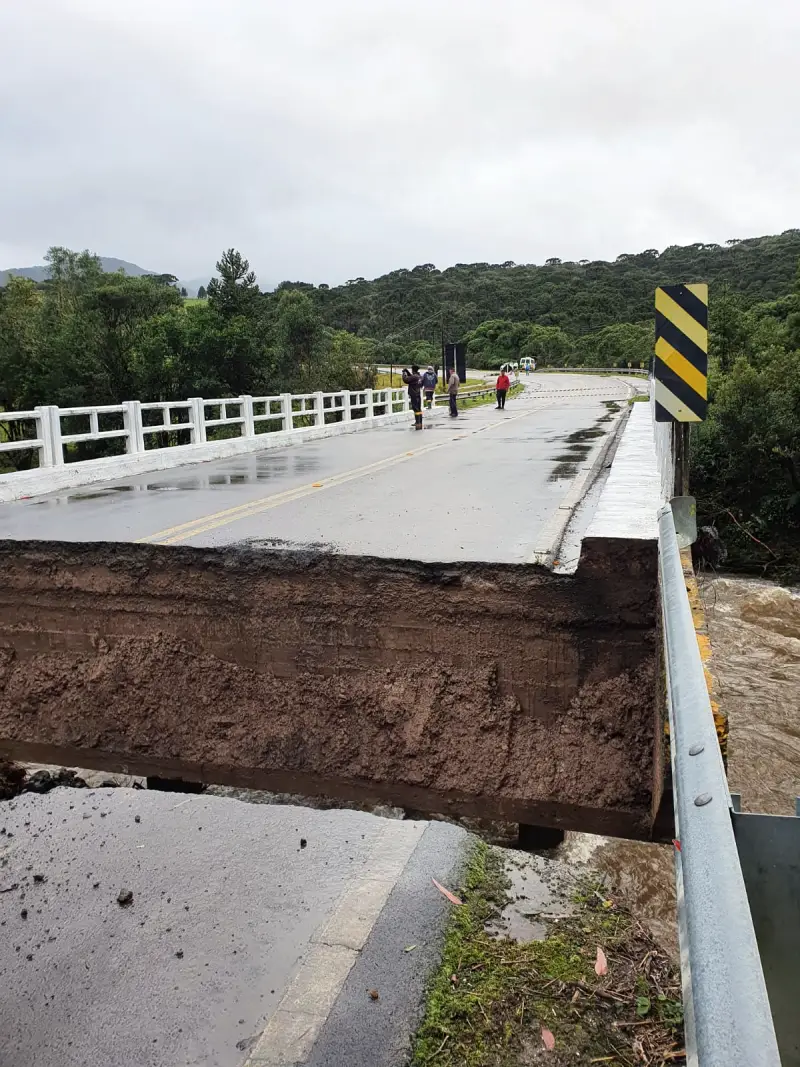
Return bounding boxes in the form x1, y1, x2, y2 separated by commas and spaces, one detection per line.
401, 364, 461, 429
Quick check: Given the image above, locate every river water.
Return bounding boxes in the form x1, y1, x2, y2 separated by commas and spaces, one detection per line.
565, 574, 800, 954
700, 575, 800, 815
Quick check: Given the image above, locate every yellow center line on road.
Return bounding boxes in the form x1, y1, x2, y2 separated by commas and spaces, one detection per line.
136, 404, 551, 546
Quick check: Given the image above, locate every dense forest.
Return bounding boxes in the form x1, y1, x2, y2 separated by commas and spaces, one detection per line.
693, 271, 800, 580
264, 229, 800, 370
0, 234, 798, 577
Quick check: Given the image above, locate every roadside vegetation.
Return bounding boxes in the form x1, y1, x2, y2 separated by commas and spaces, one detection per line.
412, 842, 684, 1067
373, 373, 487, 393
692, 272, 800, 580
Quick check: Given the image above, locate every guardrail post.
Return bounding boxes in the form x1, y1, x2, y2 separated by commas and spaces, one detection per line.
188, 398, 206, 444
122, 401, 144, 454
365, 388, 375, 418
281, 393, 293, 432
240, 395, 255, 438
341, 391, 351, 421
44, 406, 64, 466
34, 406, 57, 468
314, 391, 326, 427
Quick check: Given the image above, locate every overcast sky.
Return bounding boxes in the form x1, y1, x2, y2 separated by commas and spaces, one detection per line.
1, 0, 798, 285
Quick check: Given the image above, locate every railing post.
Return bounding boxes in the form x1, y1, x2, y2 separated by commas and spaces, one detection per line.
34, 406, 56, 468
281, 393, 293, 433
45, 406, 64, 466
341, 391, 351, 422
188, 398, 206, 444
240, 395, 255, 438
122, 401, 144, 454
314, 391, 326, 427
365, 388, 375, 419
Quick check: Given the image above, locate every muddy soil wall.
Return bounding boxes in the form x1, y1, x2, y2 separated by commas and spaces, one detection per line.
0, 539, 663, 838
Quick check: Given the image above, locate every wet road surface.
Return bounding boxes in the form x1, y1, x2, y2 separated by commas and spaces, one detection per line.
0, 788, 464, 1067
0, 376, 636, 560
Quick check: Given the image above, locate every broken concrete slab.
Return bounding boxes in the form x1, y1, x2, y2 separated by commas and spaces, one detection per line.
0, 535, 663, 839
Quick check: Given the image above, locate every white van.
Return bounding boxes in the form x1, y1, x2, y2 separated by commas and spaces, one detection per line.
520, 357, 536, 372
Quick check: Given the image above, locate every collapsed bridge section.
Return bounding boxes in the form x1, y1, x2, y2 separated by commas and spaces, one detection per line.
0, 537, 663, 838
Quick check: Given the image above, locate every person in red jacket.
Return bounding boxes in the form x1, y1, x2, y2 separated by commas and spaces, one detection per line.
495, 370, 511, 409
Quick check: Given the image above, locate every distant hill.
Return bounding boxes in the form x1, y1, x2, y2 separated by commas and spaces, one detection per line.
0, 260, 276, 297
0, 257, 156, 288
302, 229, 800, 340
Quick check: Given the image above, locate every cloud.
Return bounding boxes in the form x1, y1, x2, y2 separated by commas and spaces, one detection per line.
1, 0, 798, 284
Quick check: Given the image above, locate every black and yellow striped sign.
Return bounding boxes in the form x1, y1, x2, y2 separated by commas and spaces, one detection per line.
654, 283, 708, 422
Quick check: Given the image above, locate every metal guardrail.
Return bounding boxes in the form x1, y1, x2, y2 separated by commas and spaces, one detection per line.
537, 366, 649, 376
659, 505, 781, 1067
434, 385, 497, 403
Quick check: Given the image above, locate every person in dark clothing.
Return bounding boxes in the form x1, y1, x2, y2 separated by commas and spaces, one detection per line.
495, 370, 511, 409
421, 365, 438, 409
447, 367, 460, 417
402, 364, 423, 429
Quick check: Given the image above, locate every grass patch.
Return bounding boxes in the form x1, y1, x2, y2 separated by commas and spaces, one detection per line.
411, 841, 684, 1067
457, 383, 524, 411
374, 373, 486, 394
629, 395, 649, 404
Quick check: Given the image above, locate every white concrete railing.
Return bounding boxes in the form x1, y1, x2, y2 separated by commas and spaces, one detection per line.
0, 388, 411, 470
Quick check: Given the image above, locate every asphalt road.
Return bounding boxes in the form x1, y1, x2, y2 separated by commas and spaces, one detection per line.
0, 375, 635, 561
0, 787, 466, 1067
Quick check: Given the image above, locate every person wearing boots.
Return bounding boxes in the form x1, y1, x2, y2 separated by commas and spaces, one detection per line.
402, 365, 424, 430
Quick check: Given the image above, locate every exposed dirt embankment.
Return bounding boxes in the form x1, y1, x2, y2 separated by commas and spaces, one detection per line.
0, 538, 662, 837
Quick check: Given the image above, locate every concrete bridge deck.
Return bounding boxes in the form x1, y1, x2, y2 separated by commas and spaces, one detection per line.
0, 375, 633, 558
0, 375, 666, 840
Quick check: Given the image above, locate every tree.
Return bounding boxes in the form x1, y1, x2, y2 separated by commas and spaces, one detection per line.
273, 290, 323, 385
83, 275, 183, 400
520, 325, 572, 366
0, 276, 41, 412
465, 319, 535, 368
180, 287, 188, 298
572, 322, 651, 367
42, 247, 103, 314
197, 285, 207, 300
206, 249, 260, 318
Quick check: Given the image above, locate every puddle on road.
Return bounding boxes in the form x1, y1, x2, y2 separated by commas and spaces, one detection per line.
69, 486, 136, 500
565, 427, 605, 443
546, 407, 616, 482
548, 442, 594, 481
58, 451, 326, 498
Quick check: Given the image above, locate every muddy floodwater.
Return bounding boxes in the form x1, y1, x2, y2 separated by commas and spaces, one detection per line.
569, 574, 800, 955
699, 575, 800, 815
